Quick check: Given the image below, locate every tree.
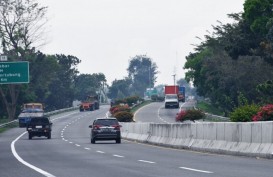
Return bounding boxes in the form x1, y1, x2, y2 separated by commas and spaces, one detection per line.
107, 78, 131, 100
0, 0, 47, 120
243, 0, 273, 36
45, 54, 80, 110
74, 73, 106, 101
127, 55, 158, 97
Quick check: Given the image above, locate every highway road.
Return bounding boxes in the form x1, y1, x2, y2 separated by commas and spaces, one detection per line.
135, 100, 196, 123
1, 104, 273, 177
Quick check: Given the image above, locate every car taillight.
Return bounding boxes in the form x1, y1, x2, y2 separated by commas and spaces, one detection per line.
112, 125, 120, 130
94, 125, 101, 130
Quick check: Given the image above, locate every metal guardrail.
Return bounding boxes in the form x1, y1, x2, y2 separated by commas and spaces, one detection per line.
0, 106, 80, 128
193, 106, 230, 122
0, 120, 18, 128
204, 113, 230, 122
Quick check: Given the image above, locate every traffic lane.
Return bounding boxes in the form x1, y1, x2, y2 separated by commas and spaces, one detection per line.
61, 111, 273, 177
135, 102, 180, 123
135, 102, 190, 124
12, 107, 109, 177
14, 109, 207, 177
134, 102, 165, 123
0, 126, 47, 177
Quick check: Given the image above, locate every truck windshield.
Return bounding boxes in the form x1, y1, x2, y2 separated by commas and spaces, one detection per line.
166, 95, 177, 99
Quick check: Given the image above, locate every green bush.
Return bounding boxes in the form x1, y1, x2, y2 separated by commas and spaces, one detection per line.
230, 104, 260, 122
150, 95, 164, 102
114, 111, 134, 122
114, 96, 142, 106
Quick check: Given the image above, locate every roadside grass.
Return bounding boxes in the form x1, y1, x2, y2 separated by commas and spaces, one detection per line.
130, 100, 152, 114
0, 119, 18, 133
196, 101, 224, 116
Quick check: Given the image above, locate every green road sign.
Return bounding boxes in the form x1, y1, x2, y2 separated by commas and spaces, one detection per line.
0, 61, 29, 84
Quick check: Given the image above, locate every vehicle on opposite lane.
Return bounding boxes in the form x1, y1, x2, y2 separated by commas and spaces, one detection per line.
89, 118, 122, 144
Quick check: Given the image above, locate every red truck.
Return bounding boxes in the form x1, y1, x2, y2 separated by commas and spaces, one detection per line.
79, 95, 100, 112
165, 85, 185, 102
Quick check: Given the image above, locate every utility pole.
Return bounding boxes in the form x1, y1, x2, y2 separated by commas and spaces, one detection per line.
172, 74, 176, 93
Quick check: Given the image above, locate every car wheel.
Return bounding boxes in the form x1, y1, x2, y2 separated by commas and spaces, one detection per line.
116, 138, 121, 144
91, 138, 95, 144
47, 132, 51, 139
28, 133, 32, 140
90, 105, 95, 111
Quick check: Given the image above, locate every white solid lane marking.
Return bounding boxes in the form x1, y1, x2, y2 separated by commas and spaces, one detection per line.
96, 151, 105, 154
113, 155, 124, 158
11, 132, 56, 177
138, 160, 156, 164
179, 167, 213, 174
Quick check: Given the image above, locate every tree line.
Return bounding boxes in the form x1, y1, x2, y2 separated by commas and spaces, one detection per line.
0, 1, 159, 120
0, 0, 107, 120
184, 0, 273, 115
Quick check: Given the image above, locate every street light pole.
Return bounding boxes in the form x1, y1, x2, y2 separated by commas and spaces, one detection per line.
172, 74, 176, 93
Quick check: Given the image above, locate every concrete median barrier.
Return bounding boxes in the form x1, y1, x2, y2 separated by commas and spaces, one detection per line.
120, 121, 273, 159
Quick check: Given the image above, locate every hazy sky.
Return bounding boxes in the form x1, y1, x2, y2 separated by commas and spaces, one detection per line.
40, 0, 245, 85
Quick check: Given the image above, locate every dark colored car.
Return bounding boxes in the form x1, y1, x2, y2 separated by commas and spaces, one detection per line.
89, 118, 122, 144
26, 117, 53, 140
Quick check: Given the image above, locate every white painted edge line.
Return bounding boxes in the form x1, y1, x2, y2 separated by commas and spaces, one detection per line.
10, 111, 79, 177
157, 105, 171, 124
138, 160, 156, 164
179, 167, 213, 174
11, 132, 56, 177
133, 102, 153, 121
113, 155, 124, 158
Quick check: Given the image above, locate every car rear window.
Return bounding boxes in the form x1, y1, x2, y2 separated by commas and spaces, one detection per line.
30, 118, 50, 125
94, 119, 118, 126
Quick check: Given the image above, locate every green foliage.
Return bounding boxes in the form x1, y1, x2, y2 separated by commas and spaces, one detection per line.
151, 95, 164, 102
197, 101, 224, 116
230, 104, 260, 122
127, 55, 158, 97
256, 80, 273, 104
176, 109, 205, 122
113, 96, 142, 107
74, 73, 106, 101
114, 111, 134, 122
107, 78, 131, 100
243, 0, 273, 35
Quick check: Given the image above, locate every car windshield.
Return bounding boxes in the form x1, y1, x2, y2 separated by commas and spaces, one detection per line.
94, 119, 118, 126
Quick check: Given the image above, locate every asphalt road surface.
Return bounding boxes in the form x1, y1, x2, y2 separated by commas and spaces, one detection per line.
1, 104, 273, 177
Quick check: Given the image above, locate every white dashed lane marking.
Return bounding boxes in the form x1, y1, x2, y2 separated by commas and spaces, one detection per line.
96, 151, 105, 154
179, 167, 213, 174
113, 155, 124, 158
138, 160, 156, 164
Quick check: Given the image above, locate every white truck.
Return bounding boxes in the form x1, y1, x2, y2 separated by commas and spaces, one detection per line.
164, 94, 179, 108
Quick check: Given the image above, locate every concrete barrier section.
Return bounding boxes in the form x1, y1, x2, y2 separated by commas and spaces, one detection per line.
121, 121, 273, 159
